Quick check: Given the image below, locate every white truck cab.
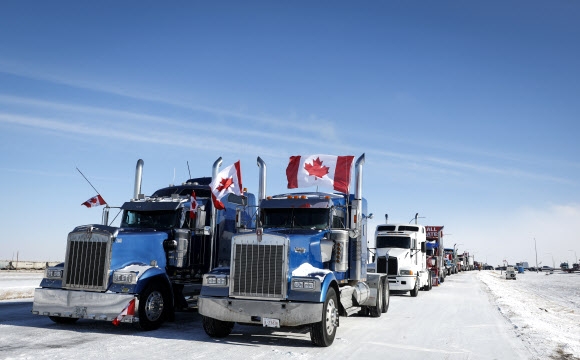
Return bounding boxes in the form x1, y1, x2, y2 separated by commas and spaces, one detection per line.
373, 223, 430, 297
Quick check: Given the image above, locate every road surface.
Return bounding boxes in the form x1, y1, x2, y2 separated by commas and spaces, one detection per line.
0, 271, 530, 359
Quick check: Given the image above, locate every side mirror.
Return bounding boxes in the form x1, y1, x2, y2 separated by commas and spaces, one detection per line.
421, 242, 426, 253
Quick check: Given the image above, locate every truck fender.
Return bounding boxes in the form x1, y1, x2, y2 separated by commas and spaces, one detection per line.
319, 273, 338, 303
134, 267, 173, 296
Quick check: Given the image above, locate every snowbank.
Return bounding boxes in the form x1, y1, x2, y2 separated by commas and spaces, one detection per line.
0, 270, 43, 300
477, 270, 580, 359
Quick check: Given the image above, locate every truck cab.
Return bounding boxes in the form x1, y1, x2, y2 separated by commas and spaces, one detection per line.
373, 223, 429, 296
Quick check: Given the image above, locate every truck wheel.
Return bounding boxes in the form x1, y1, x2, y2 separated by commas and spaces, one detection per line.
310, 287, 338, 347
440, 272, 445, 283
49, 316, 79, 324
202, 316, 234, 338
381, 278, 389, 313
369, 281, 382, 318
409, 277, 419, 297
136, 281, 169, 331
426, 272, 432, 291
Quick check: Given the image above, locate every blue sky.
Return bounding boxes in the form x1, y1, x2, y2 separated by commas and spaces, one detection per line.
1, 1, 579, 268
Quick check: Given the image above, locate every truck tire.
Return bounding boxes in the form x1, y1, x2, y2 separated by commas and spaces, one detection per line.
381, 278, 389, 313
135, 281, 169, 331
49, 316, 79, 324
202, 316, 234, 338
425, 271, 432, 291
369, 281, 382, 318
310, 287, 338, 347
409, 277, 419, 297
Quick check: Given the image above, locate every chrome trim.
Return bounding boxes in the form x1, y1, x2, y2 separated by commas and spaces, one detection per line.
63, 228, 112, 291
229, 233, 288, 300
199, 296, 322, 326
32, 288, 137, 322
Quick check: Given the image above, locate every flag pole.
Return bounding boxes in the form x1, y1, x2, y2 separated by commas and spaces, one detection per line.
76, 167, 102, 195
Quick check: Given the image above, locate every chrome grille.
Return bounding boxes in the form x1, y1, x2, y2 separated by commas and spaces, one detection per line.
63, 228, 111, 291
230, 234, 287, 299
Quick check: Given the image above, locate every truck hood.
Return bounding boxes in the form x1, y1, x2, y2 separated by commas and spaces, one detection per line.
376, 247, 410, 260
110, 229, 168, 270
263, 228, 330, 272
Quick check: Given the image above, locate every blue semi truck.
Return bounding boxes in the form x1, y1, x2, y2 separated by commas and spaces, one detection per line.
32, 158, 256, 330
198, 154, 389, 346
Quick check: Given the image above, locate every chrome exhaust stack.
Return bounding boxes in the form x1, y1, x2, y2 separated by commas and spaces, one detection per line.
257, 157, 267, 202
133, 159, 144, 200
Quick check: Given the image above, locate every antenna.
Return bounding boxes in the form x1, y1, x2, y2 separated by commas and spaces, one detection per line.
187, 161, 192, 179
76, 167, 102, 195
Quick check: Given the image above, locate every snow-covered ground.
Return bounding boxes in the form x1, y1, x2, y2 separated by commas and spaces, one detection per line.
0, 270, 578, 359
0, 270, 43, 300
477, 270, 580, 359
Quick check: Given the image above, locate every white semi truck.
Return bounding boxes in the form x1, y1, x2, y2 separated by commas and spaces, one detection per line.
372, 215, 430, 296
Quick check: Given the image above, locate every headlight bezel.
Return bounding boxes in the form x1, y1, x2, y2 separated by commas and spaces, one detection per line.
399, 269, 414, 276
45, 268, 63, 279
291, 277, 319, 291
204, 274, 229, 287
112, 271, 138, 284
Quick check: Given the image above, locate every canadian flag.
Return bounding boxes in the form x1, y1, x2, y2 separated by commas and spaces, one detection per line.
209, 161, 243, 210
112, 298, 135, 326
286, 155, 355, 194
81, 194, 107, 208
190, 190, 197, 219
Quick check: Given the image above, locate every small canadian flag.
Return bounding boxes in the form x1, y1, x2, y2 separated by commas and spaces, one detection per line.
112, 299, 136, 326
81, 194, 107, 208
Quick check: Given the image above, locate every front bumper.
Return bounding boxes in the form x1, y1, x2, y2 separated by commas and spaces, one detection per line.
32, 288, 138, 322
387, 275, 416, 291
198, 296, 323, 327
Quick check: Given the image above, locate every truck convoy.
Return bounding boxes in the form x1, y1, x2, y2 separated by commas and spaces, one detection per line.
32, 158, 256, 330
425, 226, 445, 285
198, 154, 390, 347
373, 214, 431, 296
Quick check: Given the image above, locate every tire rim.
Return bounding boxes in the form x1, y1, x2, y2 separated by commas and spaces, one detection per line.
325, 298, 337, 336
145, 290, 164, 321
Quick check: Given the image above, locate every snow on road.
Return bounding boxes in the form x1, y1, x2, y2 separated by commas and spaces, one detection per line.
477, 270, 580, 359
1, 270, 578, 359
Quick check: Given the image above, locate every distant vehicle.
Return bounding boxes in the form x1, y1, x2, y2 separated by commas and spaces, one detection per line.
483, 265, 494, 270
540, 266, 553, 272
563, 263, 580, 273
505, 266, 516, 280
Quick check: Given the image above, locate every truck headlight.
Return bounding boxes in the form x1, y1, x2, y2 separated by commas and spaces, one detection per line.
204, 275, 228, 287
291, 278, 318, 291
113, 271, 138, 284
46, 268, 63, 279
400, 269, 414, 276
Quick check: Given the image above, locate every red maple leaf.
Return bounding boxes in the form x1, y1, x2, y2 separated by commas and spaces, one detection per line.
217, 177, 234, 191
304, 157, 329, 179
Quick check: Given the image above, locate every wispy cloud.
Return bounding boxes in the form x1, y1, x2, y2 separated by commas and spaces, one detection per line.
0, 59, 336, 133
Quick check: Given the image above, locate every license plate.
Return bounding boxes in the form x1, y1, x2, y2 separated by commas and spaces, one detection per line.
262, 317, 280, 328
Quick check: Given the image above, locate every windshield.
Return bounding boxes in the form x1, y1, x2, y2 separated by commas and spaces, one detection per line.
261, 208, 329, 230
376, 236, 411, 249
121, 210, 179, 229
